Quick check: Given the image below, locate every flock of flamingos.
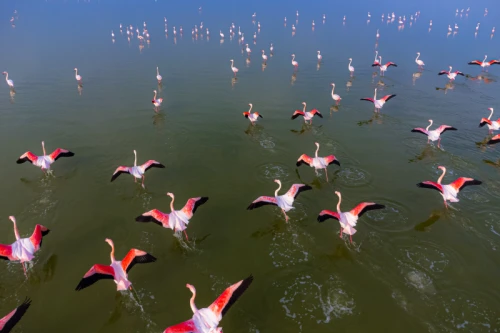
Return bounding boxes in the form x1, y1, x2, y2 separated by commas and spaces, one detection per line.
1, 5, 500, 333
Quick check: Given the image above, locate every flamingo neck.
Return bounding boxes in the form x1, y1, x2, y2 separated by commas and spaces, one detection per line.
12, 220, 20, 241
374, 89, 377, 100
109, 243, 115, 263
275, 182, 282, 197
248, 104, 253, 113
42, 142, 46, 156
315, 145, 319, 158
169, 195, 175, 212
336, 194, 342, 213
426, 120, 433, 131
75, 69, 78, 77
189, 288, 198, 313
416, 54, 420, 62
302, 103, 306, 112
133, 151, 137, 167
4, 73, 8, 81
489, 109, 494, 120
437, 168, 446, 184
154, 91, 157, 100
331, 85, 335, 95
348, 59, 352, 67
157, 67, 159, 75
230, 60, 234, 67
483, 55, 487, 63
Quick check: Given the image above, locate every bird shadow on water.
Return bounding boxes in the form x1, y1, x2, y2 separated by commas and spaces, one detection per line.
319, 243, 356, 263
483, 159, 500, 168
414, 211, 442, 232
408, 144, 439, 163
290, 124, 323, 135
357, 113, 383, 126
169, 232, 210, 255
152, 113, 166, 127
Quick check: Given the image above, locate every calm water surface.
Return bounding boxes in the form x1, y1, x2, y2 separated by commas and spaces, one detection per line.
1, 0, 500, 332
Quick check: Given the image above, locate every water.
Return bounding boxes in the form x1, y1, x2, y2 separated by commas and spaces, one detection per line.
1, 0, 500, 332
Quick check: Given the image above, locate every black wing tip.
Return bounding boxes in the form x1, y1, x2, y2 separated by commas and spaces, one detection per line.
296, 161, 303, 167
156, 163, 166, 168
317, 113, 324, 118
291, 115, 299, 120
41, 229, 50, 237
247, 203, 255, 210
479, 122, 486, 127
198, 196, 209, 205
135, 215, 154, 222
468, 179, 482, 186
221, 274, 254, 317
139, 253, 157, 264
317, 215, 330, 222
259, 114, 263, 118
448, 127, 458, 131
63, 151, 75, 157
373, 204, 386, 210
302, 185, 313, 191
16, 158, 27, 164
488, 138, 500, 144
331, 160, 341, 166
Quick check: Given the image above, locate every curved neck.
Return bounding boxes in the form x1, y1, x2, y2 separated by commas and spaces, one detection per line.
109, 243, 115, 262
169, 195, 175, 212
348, 59, 352, 67
449, 66, 452, 72
230, 60, 234, 67
315, 144, 319, 158
42, 142, 46, 156
292, 55, 295, 61
331, 85, 335, 95
336, 194, 342, 213
302, 103, 306, 112
189, 288, 198, 313
379, 56, 382, 64
12, 220, 20, 241
75, 69, 78, 77
416, 54, 420, 61
437, 168, 446, 184
4, 73, 8, 81
374, 89, 377, 100
133, 151, 137, 166
489, 109, 494, 120
483, 55, 487, 63
156, 67, 159, 75
248, 104, 253, 113
275, 181, 282, 197
426, 120, 433, 130
154, 91, 157, 100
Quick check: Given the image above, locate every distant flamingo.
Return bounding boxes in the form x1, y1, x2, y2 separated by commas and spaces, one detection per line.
417, 166, 481, 208
291, 54, 298, 69
317, 51, 322, 62
415, 52, 425, 68
376, 29, 380, 38
270, 43, 274, 53
317, 191, 384, 243
468, 55, 500, 69
163, 275, 253, 333
479, 108, 500, 134
372, 56, 397, 75
0, 216, 50, 275
156, 67, 162, 83
261, 50, 267, 64
296, 142, 340, 181
245, 44, 251, 55
372, 51, 379, 66
242, 103, 263, 125
438, 66, 464, 81
348, 58, 355, 75
330, 83, 341, 105
230, 59, 239, 77
136, 193, 208, 241
291, 102, 323, 124
219, 30, 224, 39
17, 141, 74, 172
74, 68, 82, 82
75, 238, 156, 291
110, 150, 165, 188
411, 119, 457, 148
360, 88, 396, 112
152, 90, 163, 109
0, 298, 31, 333
247, 179, 311, 222
2, 72, 14, 89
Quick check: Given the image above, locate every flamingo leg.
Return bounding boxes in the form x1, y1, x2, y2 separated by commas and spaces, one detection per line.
325, 168, 329, 181
339, 228, 343, 239
282, 209, 289, 222
349, 234, 353, 244
183, 230, 189, 241
141, 175, 145, 189
22, 262, 27, 278
437, 138, 441, 148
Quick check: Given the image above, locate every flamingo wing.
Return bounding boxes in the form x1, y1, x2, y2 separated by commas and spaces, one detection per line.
296, 154, 313, 167
163, 319, 197, 333
247, 196, 278, 210
110, 166, 130, 182
49, 148, 75, 161
386, 62, 397, 67
29, 225, 50, 251
380, 94, 396, 102
488, 134, 500, 144
371, 63, 381, 67
257, 113, 263, 118
75, 264, 115, 291
416, 181, 444, 194
324, 155, 341, 166
449, 177, 482, 192
456, 71, 465, 76
350, 202, 385, 218
242, 112, 250, 118
16, 152, 38, 165
310, 109, 323, 118
0, 244, 13, 261
142, 160, 166, 172
181, 197, 209, 219
411, 128, 430, 136
285, 184, 312, 200
291, 110, 305, 120
479, 118, 492, 127
436, 125, 457, 134
438, 71, 449, 75
317, 210, 340, 222
209, 275, 254, 318
121, 249, 156, 273
360, 98, 375, 103
488, 60, 500, 65
0, 297, 31, 333
135, 209, 170, 228
468, 60, 482, 66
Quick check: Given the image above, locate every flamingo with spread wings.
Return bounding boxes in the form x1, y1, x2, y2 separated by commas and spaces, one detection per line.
136, 192, 208, 241
163, 275, 253, 333
296, 142, 340, 181
317, 191, 384, 243
247, 179, 311, 222
372, 56, 397, 75
411, 119, 456, 148
111, 150, 164, 188
242, 103, 263, 125
0, 298, 31, 333
75, 238, 156, 291
416, 166, 482, 208
438, 66, 464, 81
468, 55, 500, 70
360, 88, 396, 112
16, 141, 74, 172
291, 102, 323, 124
479, 108, 500, 134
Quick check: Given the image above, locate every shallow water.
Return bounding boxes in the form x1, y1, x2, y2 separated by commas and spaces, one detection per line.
1, 0, 500, 332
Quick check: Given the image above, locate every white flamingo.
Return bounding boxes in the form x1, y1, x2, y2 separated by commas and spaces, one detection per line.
230, 59, 239, 77
415, 52, 425, 68
330, 83, 341, 105
348, 58, 354, 75
156, 67, 162, 83
74, 68, 82, 82
2, 72, 14, 89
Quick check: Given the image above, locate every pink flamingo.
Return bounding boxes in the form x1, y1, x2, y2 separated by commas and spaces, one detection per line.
438, 66, 464, 81
360, 88, 396, 112
163, 276, 253, 333
318, 191, 384, 243
136, 192, 209, 241
411, 119, 457, 148
417, 166, 481, 208
372, 56, 397, 75
296, 142, 340, 181
152, 90, 163, 110
468, 55, 500, 70
110, 150, 165, 188
75, 238, 156, 291
230, 59, 239, 77
479, 108, 500, 134
291, 102, 323, 124
74, 68, 82, 82
330, 83, 341, 104
242, 103, 263, 125
291, 54, 298, 69
0, 298, 31, 333
16, 141, 74, 173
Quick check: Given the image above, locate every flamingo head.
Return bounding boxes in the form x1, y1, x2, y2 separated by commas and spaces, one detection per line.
74, 68, 77, 71
331, 83, 335, 87
8, 216, 16, 223
428, 119, 433, 123
349, 58, 352, 61
2, 72, 6, 75
437, 165, 446, 172
317, 51, 320, 54
417, 52, 420, 55
230, 59, 233, 62
315, 142, 320, 147
302, 102, 306, 106
292, 54, 295, 57
133, 149, 137, 156
334, 191, 341, 197
186, 284, 196, 294
273, 179, 281, 185
166, 192, 174, 198
105, 238, 114, 247
153, 90, 157, 94
488, 107, 494, 112
248, 103, 252, 107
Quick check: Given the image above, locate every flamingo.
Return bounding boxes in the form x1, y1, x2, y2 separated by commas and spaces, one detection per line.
0, 216, 49, 275
245, 44, 251, 55
261, 50, 267, 64
2, 72, 14, 89
136, 193, 208, 241
230, 59, 239, 77
317, 51, 322, 62
163, 275, 253, 333
152, 90, 163, 109
479, 108, 500, 134
219, 30, 224, 39
291, 54, 298, 69
360, 88, 396, 112
291, 102, 323, 124
156, 67, 162, 83
270, 43, 274, 53
417, 166, 481, 208
330, 83, 342, 105
372, 51, 379, 66
415, 52, 425, 68
376, 29, 380, 38
317, 191, 384, 243
75, 238, 156, 291
247, 180, 311, 222
411, 120, 457, 148
296, 142, 340, 181
372, 56, 397, 75
438, 66, 464, 81
111, 30, 115, 38
242, 103, 263, 125
468, 55, 500, 69
348, 58, 355, 75
110, 150, 165, 188
16, 141, 74, 172
74, 68, 82, 82
0, 298, 31, 333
